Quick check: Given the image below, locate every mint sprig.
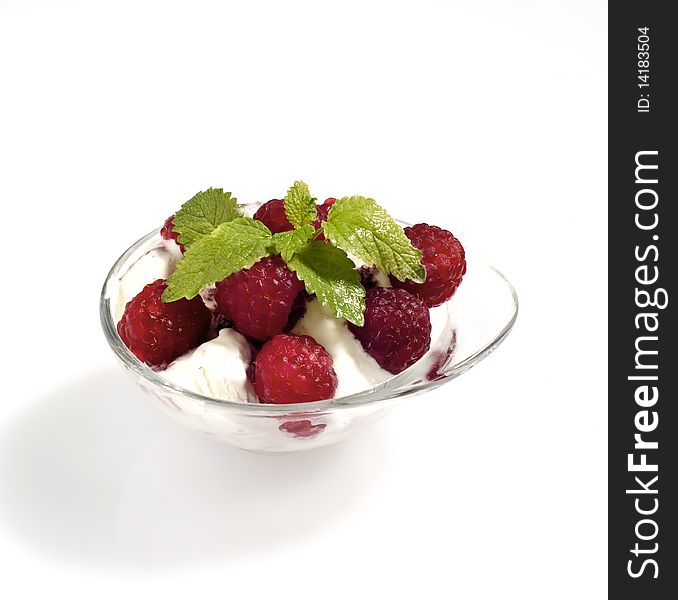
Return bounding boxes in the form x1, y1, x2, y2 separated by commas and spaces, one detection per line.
161, 181, 426, 328
287, 242, 366, 326
322, 196, 425, 283
172, 188, 242, 247
162, 217, 272, 302
284, 181, 316, 229
272, 224, 315, 262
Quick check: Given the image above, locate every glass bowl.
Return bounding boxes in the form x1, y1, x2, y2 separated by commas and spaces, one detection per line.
100, 220, 518, 454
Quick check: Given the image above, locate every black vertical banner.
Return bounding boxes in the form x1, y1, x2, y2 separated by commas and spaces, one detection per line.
609, 2, 677, 597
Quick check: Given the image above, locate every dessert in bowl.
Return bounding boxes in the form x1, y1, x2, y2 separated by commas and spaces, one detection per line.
100, 182, 518, 453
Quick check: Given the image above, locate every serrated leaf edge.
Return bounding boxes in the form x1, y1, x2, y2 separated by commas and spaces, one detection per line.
173, 188, 242, 247
284, 180, 316, 229
286, 242, 366, 326
162, 217, 272, 302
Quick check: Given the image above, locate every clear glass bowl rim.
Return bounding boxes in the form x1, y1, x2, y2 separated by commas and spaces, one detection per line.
100, 224, 519, 414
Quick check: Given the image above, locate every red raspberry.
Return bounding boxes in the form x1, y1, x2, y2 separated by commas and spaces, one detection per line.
117, 279, 211, 368
313, 197, 336, 241
160, 214, 185, 253
313, 197, 336, 225
348, 287, 431, 374
253, 199, 293, 233
254, 334, 338, 404
214, 256, 305, 342
390, 223, 466, 307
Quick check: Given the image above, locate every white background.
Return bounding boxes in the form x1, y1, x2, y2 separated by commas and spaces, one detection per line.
0, 1, 607, 598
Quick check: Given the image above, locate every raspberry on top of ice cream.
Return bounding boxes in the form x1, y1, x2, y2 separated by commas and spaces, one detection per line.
214, 256, 305, 342
117, 279, 211, 368
348, 287, 432, 374
390, 223, 466, 307
253, 199, 293, 233
254, 334, 338, 404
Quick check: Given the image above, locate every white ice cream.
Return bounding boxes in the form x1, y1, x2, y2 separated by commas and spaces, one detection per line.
112, 239, 183, 322
291, 299, 392, 397
162, 329, 257, 402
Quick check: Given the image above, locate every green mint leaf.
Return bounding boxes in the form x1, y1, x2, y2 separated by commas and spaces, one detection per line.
172, 188, 242, 247
272, 224, 315, 262
284, 180, 316, 229
322, 196, 426, 283
287, 241, 366, 326
163, 217, 272, 302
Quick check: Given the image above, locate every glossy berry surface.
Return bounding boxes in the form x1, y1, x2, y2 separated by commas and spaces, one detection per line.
214, 256, 305, 342
253, 199, 293, 233
160, 214, 185, 253
254, 334, 338, 404
390, 223, 466, 307
117, 279, 211, 368
348, 287, 431, 374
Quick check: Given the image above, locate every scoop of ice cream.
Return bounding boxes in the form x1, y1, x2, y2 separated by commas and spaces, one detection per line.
161, 329, 257, 402
113, 240, 183, 323
291, 299, 392, 398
